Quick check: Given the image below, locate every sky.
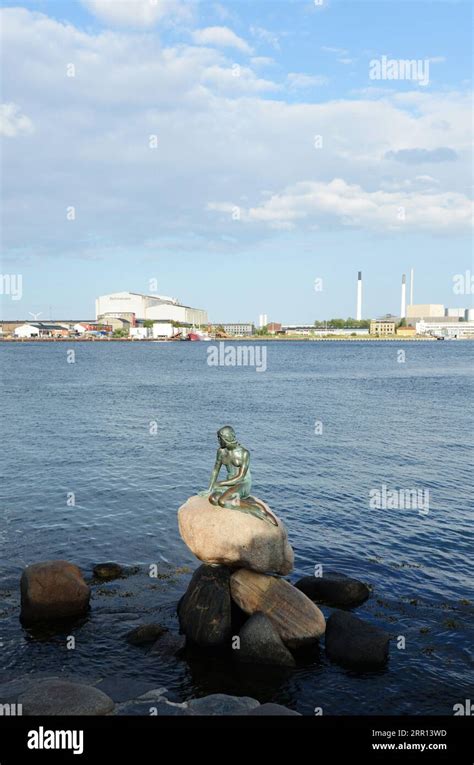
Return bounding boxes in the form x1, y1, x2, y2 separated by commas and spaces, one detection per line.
0, 0, 472, 322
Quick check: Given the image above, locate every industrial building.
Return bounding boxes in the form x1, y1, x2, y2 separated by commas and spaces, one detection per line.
407, 304, 445, 321
416, 320, 474, 339
14, 323, 69, 338
96, 292, 207, 327
211, 323, 255, 336
370, 319, 396, 336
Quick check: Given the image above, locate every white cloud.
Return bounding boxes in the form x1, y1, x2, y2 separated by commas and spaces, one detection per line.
250, 56, 274, 68
210, 179, 473, 232
192, 26, 252, 54
1, 6, 471, 264
0, 103, 34, 137
322, 46, 348, 55
81, 0, 189, 28
201, 64, 279, 93
250, 25, 280, 50
287, 72, 328, 89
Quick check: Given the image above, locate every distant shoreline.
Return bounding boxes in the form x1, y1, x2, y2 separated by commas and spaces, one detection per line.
2, 336, 468, 344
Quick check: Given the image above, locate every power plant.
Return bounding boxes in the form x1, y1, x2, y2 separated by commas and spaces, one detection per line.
401, 274, 407, 319
356, 271, 363, 321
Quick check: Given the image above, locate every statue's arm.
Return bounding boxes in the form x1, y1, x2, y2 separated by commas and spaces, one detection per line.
218, 450, 249, 487
207, 450, 222, 491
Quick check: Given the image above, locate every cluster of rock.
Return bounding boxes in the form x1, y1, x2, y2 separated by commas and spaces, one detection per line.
178, 495, 324, 666
178, 494, 390, 670
0, 676, 299, 716
12, 497, 390, 716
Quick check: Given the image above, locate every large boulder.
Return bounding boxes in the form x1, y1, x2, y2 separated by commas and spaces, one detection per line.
177, 564, 232, 648
295, 572, 370, 608
18, 679, 114, 716
230, 569, 325, 649
325, 610, 390, 669
235, 612, 296, 667
20, 560, 90, 624
178, 495, 293, 575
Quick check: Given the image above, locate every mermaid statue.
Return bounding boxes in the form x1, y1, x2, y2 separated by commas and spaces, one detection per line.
199, 426, 277, 526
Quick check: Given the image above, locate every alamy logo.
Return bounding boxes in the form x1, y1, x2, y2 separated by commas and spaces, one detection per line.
0, 273, 23, 301
0, 703, 23, 716
369, 56, 430, 86
27, 727, 84, 755
207, 342, 267, 373
453, 699, 473, 716
369, 484, 430, 515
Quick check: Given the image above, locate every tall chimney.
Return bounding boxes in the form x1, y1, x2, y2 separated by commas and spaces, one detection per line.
356, 271, 362, 321
410, 268, 414, 306
401, 274, 407, 319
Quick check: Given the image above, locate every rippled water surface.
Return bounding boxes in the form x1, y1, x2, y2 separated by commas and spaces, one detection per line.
1, 341, 473, 714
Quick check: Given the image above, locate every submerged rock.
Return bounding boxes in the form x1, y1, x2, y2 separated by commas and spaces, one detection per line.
92, 562, 124, 581
235, 612, 296, 667
177, 564, 232, 648
230, 569, 325, 648
178, 494, 294, 575
126, 623, 168, 646
150, 632, 186, 657
20, 560, 90, 625
18, 679, 114, 716
325, 610, 390, 669
295, 572, 370, 608
187, 694, 260, 715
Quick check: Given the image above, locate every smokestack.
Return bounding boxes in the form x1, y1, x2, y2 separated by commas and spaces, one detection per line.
401, 274, 407, 319
356, 271, 362, 321
410, 268, 414, 306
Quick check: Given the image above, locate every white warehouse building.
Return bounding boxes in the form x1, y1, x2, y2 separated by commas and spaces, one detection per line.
95, 292, 208, 326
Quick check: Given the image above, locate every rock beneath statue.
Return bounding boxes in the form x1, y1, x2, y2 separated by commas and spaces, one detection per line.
235, 612, 296, 667
295, 571, 370, 608
178, 495, 294, 575
230, 569, 325, 649
325, 610, 390, 669
20, 560, 90, 625
177, 564, 232, 648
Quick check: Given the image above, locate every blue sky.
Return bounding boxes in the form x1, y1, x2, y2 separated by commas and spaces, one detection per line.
1, 0, 472, 321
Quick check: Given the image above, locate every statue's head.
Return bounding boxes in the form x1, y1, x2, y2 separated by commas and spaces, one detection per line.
217, 425, 238, 448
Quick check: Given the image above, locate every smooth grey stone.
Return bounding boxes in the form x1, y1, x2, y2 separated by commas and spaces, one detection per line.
248, 703, 301, 716
116, 699, 191, 716
18, 679, 115, 716
236, 613, 296, 667
188, 693, 260, 715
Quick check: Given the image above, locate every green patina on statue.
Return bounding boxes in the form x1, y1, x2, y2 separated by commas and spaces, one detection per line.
199, 426, 278, 526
